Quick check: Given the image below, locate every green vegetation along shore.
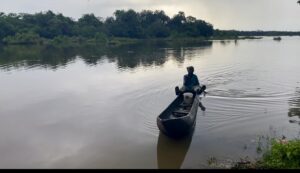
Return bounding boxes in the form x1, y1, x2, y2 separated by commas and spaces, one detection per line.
233, 138, 300, 169
1, 10, 300, 46
0, 9, 213, 46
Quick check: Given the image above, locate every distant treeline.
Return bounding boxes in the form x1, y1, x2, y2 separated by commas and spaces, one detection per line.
0, 10, 214, 45
1, 10, 300, 45
214, 29, 300, 37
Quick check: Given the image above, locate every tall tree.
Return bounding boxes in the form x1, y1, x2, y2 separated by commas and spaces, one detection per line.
0, 9, 215, 42
107, 9, 144, 38
169, 11, 186, 32
77, 14, 103, 37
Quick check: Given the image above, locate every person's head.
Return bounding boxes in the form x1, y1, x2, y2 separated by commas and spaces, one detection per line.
187, 66, 194, 75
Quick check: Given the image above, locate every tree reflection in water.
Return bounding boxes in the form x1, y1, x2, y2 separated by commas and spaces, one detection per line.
0, 41, 212, 71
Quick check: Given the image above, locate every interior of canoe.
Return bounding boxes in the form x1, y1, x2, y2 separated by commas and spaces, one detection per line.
171, 102, 193, 117
159, 94, 195, 120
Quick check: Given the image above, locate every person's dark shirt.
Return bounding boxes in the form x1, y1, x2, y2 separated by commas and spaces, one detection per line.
183, 74, 200, 90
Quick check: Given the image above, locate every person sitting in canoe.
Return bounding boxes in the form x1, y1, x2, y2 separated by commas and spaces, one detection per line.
175, 66, 205, 95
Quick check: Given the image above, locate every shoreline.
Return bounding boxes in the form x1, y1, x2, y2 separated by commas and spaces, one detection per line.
0, 36, 265, 47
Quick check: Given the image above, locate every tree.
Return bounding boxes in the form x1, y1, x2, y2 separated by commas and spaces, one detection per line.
186, 16, 196, 23
147, 21, 170, 37
0, 20, 15, 40
139, 10, 170, 38
0, 9, 215, 43
106, 9, 144, 38
20, 11, 76, 39
77, 14, 104, 38
169, 11, 186, 32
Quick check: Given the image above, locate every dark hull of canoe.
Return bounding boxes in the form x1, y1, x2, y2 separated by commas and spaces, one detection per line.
157, 94, 199, 138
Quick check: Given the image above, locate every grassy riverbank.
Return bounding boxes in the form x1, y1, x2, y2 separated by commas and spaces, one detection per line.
1, 34, 263, 47
233, 139, 300, 169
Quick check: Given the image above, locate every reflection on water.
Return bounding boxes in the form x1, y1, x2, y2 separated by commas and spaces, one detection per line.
288, 88, 300, 125
219, 40, 231, 46
0, 45, 103, 70
157, 130, 193, 169
1, 37, 300, 168
0, 41, 212, 71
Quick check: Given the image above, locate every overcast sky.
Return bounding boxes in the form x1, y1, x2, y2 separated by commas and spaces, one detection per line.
1, 0, 300, 31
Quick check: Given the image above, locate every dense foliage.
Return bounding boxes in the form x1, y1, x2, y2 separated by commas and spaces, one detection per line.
232, 139, 300, 169
259, 139, 300, 169
0, 10, 214, 44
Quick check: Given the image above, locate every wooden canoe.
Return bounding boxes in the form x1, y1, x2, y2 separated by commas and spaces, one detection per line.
156, 93, 200, 138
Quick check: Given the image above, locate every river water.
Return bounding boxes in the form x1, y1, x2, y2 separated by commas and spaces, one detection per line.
0, 37, 299, 168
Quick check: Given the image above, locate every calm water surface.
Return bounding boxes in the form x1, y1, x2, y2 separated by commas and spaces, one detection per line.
0, 37, 300, 168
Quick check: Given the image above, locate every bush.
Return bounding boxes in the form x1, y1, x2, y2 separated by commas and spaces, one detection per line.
95, 32, 108, 44
3, 32, 43, 44
260, 139, 300, 169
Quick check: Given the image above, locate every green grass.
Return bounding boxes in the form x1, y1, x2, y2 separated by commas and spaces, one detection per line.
258, 139, 300, 169
232, 139, 300, 169
2, 34, 264, 47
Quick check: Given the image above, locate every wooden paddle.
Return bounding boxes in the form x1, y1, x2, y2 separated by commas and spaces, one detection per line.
198, 85, 207, 111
